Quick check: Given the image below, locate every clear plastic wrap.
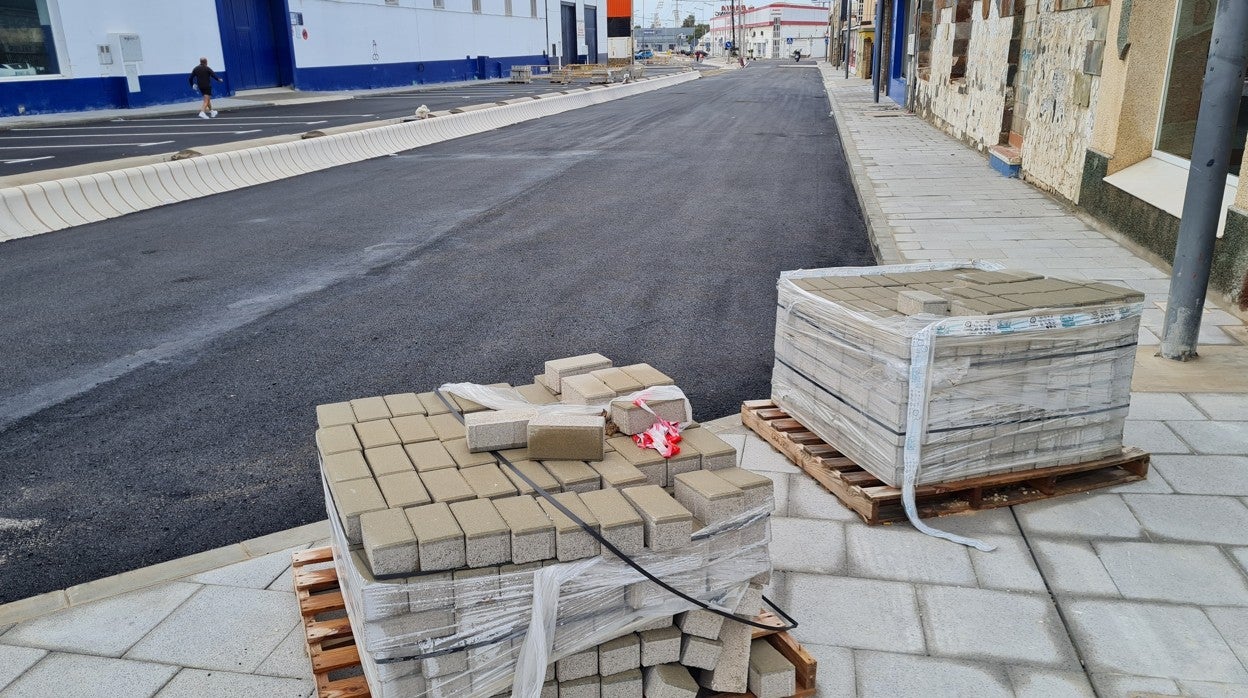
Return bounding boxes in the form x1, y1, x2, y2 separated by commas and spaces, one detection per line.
773, 262, 1143, 548
438, 382, 693, 425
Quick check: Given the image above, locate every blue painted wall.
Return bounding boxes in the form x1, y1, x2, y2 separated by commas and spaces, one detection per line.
292, 54, 549, 91
888, 0, 907, 107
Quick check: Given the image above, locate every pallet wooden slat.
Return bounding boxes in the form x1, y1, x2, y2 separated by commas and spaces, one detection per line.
294, 547, 372, 698
742, 400, 1150, 525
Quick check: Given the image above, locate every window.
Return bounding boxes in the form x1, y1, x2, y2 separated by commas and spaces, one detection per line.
434, 0, 445, 8
0, 0, 59, 78
1157, 0, 1248, 175
505, 0, 513, 14
531, 0, 538, 16
472, 0, 481, 12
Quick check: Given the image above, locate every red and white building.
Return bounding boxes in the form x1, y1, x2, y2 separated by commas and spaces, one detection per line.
707, 2, 831, 60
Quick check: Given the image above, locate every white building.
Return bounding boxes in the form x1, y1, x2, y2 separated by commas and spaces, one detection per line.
0, 0, 608, 116
706, 2, 829, 60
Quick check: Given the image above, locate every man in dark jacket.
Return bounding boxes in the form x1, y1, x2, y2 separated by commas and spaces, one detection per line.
189, 57, 224, 119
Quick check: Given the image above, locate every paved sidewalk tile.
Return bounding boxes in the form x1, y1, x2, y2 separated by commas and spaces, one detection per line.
1122, 421, 1190, 454
854, 649, 1013, 698
786, 476, 863, 522
0, 652, 178, 698
783, 574, 924, 654
1205, 606, 1248, 667
1064, 599, 1247, 683
255, 625, 314, 679
769, 517, 845, 574
1125, 393, 1205, 421
1015, 494, 1143, 540
1167, 421, 1248, 455
190, 548, 301, 589
917, 585, 1079, 668
845, 525, 976, 586
799, 643, 855, 698
1, 582, 199, 657
1188, 394, 1248, 421
966, 535, 1046, 593
740, 437, 801, 475
0, 645, 46, 691
1094, 542, 1248, 606
154, 668, 312, 697
1090, 673, 1182, 697
125, 586, 299, 673
1148, 455, 1248, 496
1124, 494, 1248, 545
1030, 539, 1121, 597
1007, 668, 1095, 697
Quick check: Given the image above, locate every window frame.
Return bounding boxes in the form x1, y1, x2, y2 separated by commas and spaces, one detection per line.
0, 0, 67, 81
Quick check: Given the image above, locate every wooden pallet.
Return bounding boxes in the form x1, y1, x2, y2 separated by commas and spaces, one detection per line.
294, 547, 370, 698
741, 399, 1150, 525
708, 612, 817, 698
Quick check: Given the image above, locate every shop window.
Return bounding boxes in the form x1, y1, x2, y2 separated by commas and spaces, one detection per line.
0, 0, 59, 78
1157, 0, 1248, 175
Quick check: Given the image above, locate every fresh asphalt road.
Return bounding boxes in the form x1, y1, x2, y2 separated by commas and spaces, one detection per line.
0, 66, 695, 176
0, 63, 872, 602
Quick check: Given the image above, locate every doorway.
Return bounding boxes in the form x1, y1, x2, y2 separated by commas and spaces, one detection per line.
585, 5, 598, 63
216, 0, 293, 90
888, 0, 907, 106
561, 3, 578, 65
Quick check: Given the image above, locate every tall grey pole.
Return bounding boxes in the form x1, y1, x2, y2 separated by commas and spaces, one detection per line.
872, 0, 885, 100
843, 0, 849, 78
1161, 0, 1248, 361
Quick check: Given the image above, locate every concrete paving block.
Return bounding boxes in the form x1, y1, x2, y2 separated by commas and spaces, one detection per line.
680, 633, 723, 669
680, 427, 737, 470
665, 446, 701, 483
316, 401, 357, 428
0, 652, 178, 698
329, 478, 387, 544
854, 650, 1013, 698
544, 353, 613, 392
588, 452, 649, 489
428, 412, 467, 440
453, 565, 500, 609
769, 517, 845, 575
354, 418, 402, 449
365, 444, 416, 476
391, 414, 437, 443
966, 534, 1046, 593
580, 488, 645, 556
677, 609, 724, 640
559, 675, 601, 698
1015, 494, 1144, 539
321, 449, 371, 483
1030, 539, 1121, 596
782, 573, 923, 653
1124, 493, 1248, 544
598, 632, 641, 675
538, 491, 601, 560
493, 495, 556, 563
418, 391, 453, 416
316, 424, 361, 456
1067, 599, 1248, 682
501, 459, 563, 496
406, 502, 466, 571
618, 363, 674, 388
600, 667, 643, 698
444, 437, 498, 468
402, 440, 456, 473
646, 663, 700, 698
382, 392, 424, 417
408, 570, 454, 612
607, 436, 667, 485
621, 485, 692, 551
846, 524, 976, 586
0, 644, 46, 692
591, 367, 645, 394
515, 382, 559, 405
610, 397, 687, 436
453, 463, 516, 501
748, 638, 797, 698
562, 373, 617, 404
361, 507, 420, 576
466, 408, 536, 451
713, 467, 775, 512
558, 646, 600, 681
412, 647, 465, 679
1007, 667, 1096, 698
673, 470, 746, 525
1095, 541, 1248, 605
422, 467, 476, 504
450, 497, 511, 567
639, 626, 682, 666
351, 396, 392, 422
426, 669, 471, 696
542, 459, 602, 493
1168, 420, 1248, 455
918, 585, 1079, 668
529, 413, 605, 461
154, 667, 313, 697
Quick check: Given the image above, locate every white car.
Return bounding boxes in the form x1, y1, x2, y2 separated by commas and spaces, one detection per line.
0, 63, 37, 77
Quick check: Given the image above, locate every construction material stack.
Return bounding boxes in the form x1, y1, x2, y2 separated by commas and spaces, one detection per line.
315, 355, 788, 697
772, 263, 1144, 488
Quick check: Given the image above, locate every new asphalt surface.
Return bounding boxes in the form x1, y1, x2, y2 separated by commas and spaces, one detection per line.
0, 63, 872, 602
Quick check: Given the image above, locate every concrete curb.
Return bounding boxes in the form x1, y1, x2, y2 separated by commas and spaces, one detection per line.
818, 65, 904, 266
0, 71, 700, 243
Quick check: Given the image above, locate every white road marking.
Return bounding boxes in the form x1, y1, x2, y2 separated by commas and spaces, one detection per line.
0, 141, 175, 150
0, 130, 261, 140
19, 122, 327, 131
0, 517, 44, 532
1, 155, 54, 164
114, 115, 370, 121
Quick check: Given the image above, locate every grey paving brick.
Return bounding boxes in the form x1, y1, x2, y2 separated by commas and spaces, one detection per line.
1124, 494, 1248, 544
1189, 393, 1248, 421
1205, 606, 1248, 668
1015, 494, 1144, 539
919, 508, 1023, 538
1167, 421, 1248, 455
796, 643, 854, 698
1096, 541, 1248, 605
917, 585, 1078, 667
154, 668, 312, 697
1089, 673, 1181, 697
1177, 679, 1248, 696
0, 644, 46, 692
3, 582, 199, 657
1007, 668, 1095, 697
785, 475, 861, 522
1105, 467, 1175, 494
125, 586, 299, 672
854, 649, 1012, 698
0, 652, 178, 698
967, 535, 1046, 593
191, 548, 299, 589
845, 524, 976, 586
1065, 599, 1248, 682
739, 436, 800, 475
783, 573, 923, 653
1122, 420, 1191, 454
1031, 539, 1121, 596
1126, 393, 1204, 421
769, 517, 845, 574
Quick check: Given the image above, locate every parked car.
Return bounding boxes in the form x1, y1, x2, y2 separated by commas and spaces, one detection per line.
635, 49, 654, 60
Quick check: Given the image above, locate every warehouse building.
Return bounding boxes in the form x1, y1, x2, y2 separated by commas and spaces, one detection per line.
0, 0, 608, 116
706, 2, 830, 59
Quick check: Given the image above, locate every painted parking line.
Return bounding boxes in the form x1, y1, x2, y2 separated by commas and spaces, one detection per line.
0, 141, 175, 149
1, 156, 54, 164
18, 122, 328, 131
0, 130, 261, 140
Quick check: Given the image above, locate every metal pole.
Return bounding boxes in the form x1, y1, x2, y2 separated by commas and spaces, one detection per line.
873, 0, 885, 100
842, 0, 849, 77
1161, 0, 1248, 361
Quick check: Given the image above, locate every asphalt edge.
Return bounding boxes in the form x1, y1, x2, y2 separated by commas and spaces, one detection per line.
0, 71, 700, 243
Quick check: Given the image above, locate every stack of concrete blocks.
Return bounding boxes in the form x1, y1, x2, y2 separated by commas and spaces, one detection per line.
315, 355, 785, 697
771, 266, 1144, 486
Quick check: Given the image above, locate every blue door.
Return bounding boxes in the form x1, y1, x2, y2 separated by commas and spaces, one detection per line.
888, 0, 907, 106
584, 6, 599, 64
561, 3, 578, 65
217, 0, 289, 90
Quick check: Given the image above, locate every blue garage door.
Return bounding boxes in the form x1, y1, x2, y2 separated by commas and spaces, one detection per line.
217, 0, 288, 90
584, 6, 598, 64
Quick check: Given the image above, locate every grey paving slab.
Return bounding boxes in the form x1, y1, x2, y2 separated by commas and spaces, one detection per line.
267, 565, 295, 593
853, 649, 1013, 698
785, 475, 862, 522
1167, 421, 1248, 455
845, 524, 977, 586
748, 470, 789, 517
0, 645, 46, 692
768, 517, 846, 574
739, 436, 800, 475
1094, 542, 1248, 605
1007, 668, 1096, 697
0, 652, 178, 698
966, 535, 1047, 593
1176, 679, 1248, 696
125, 586, 299, 673
256, 624, 315, 680
917, 585, 1079, 668
1015, 494, 1144, 539
1124, 494, 1248, 545
1206, 606, 1248, 668
1, 582, 199, 657
1030, 539, 1121, 597
1065, 599, 1248, 683
714, 433, 749, 468
1234, 549, 1248, 577
1122, 420, 1191, 454
1105, 467, 1175, 494
154, 668, 313, 697
190, 548, 300, 589
783, 574, 924, 653
1150, 455, 1248, 497
1125, 393, 1205, 421
1089, 673, 1182, 697
798, 643, 855, 698
1189, 394, 1248, 421
915, 508, 1022, 538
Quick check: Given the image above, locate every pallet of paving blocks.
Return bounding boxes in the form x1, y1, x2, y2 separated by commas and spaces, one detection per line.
771, 262, 1146, 495
311, 355, 791, 697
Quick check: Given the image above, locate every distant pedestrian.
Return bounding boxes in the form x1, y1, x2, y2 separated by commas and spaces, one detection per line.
189, 57, 223, 119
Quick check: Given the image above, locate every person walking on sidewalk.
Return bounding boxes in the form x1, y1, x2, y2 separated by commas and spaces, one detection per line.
189, 57, 223, 119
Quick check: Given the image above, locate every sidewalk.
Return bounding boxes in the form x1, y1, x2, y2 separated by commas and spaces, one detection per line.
1, 69, 1247, 698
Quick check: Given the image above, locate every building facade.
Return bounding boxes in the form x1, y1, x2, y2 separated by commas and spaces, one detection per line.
707, 2, 830, 59
634, 26, 696, 53
0, 0, 608, 116
874, 0, 1248, 308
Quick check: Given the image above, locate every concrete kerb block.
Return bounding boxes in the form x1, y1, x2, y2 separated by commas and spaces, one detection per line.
207, 152, 251, 190
243, 147, 280, 183
680, 634, 723, 670
163, 160, 200, 201
644, 664, 699, 698
0, 188, 43, 238
77, 174, 125, 218
36, 180, 91, 228
188, 156, 230, 194
102, 169, 149, 211
748, 638, 796, 698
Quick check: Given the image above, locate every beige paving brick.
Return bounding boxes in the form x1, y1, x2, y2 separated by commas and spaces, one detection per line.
493, 495, 557, 563
383, 392, 426, 417
403, 440, 457, 473
450, 498, 511, 567
621, 485, 693, 551
528, 413, 605, 461
461, 463, 520, 499
591, 367, 645, 394
422, 468, 476, 503
361, 507, 419, 576
581, 487, 645, 556
537, 491, 601, 561
405, 502, 466, 571
713, 468, 774, 511
608, 435, 667, 486
748, 638, 796, 698
317, 424, 361, 456
680, 428, 737, 470
515, 382, 559, 405
465, 408, 536, 452
351, 396, 392, 422
610, 396, 688, 435
365, 444, 416, 476
618, 363, 675, 387
674, 470, 746, 525
428, 412, 467, 441
418, 391, 452, 416
354, 419, 402, 449
639, 626, 682, 666
377, 471, 432, 508
321, 450, 371, 483
561, 373, 617, 404
392, 414, 437, 443
316, 401, 356, 428
500, 459, 563, 496
541, 459, 602, 493
589, 452, 649, 488
330, 478, 387, 544
544, 353, 613, 392
444, 437, 499, 468
645, 663, 699, 698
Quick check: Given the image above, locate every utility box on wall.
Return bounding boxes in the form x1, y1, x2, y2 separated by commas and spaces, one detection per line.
107, 33, 143, 93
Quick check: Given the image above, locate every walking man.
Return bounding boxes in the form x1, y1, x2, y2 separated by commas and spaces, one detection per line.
189, 57, 224, 119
